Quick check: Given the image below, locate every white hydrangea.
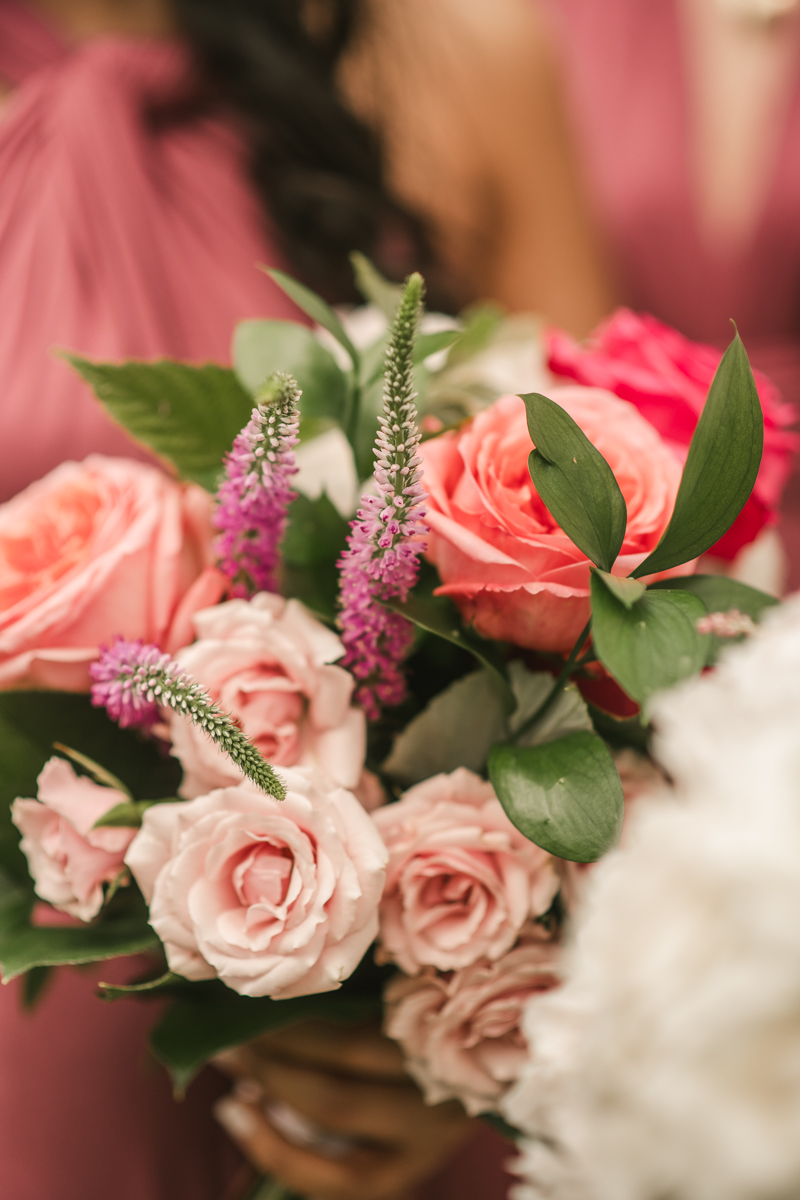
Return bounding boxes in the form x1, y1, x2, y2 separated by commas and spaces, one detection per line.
504, 593, 800, 1200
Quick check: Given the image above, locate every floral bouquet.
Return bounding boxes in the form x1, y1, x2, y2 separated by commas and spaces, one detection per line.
0, 256, 795, 1138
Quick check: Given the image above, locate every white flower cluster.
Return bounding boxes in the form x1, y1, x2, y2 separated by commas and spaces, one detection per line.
504, 593, 800, 1200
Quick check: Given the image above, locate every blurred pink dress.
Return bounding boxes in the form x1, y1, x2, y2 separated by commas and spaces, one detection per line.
0, 4, 297, 1199
544, 0, 800, 581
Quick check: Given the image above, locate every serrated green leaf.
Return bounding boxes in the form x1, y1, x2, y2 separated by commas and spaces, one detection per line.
590, 577, 709, 706
265, 269, 360, 369
387, 593, 514, 714
523, 392, 627, 572
488, 731, 624, 862
593, 571, 646, 609
65, 356, 253, 491
232, 320, 347, 424
349, 252, 403, 319
632, 333, 763, 578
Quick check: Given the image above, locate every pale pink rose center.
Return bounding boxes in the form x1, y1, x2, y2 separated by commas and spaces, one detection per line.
217, 667, 306, 766
0, 480, 101, 611
233, 842, 294, 909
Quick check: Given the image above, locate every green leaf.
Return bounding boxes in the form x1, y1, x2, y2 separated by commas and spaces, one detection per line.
587, 704, 651, 752
52, 743, 132, 798
349, 252, 403, 320
647, 573, 779, 618
93, 798, 181, 830
413, 330, 462, 364
279, 492, 350, 624
0, 915, 159, 982
632, 332, 763, 578
232, 321, 347, 423
20, 965, 53, 1010
387, 593, 515, 714
65, 356, 253, 491
593, 571, 646, 609
590, 575, 709, 706
265, 269, 360, 370
523, 392, 628, 571
488, 731, 624, 862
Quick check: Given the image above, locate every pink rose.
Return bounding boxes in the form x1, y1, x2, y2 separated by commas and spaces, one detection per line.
421, 390, 684, 654
373, 769, 559, 974
166, 594, 366, 798
125, 769, 388, 998
11, 757, 136, 921
546, 309, 799, 560
0, 455, 225, 690
385, 937, 562, 1115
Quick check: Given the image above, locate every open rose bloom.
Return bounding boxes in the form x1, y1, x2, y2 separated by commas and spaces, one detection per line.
167, 593, 365, 797
421, 390, 687, 653
0, 455, 224, 690
12, 757, 137, 921
125, 768, 387, 998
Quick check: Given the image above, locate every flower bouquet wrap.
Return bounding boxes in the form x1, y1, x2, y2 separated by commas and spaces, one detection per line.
0, 257, 794, 1147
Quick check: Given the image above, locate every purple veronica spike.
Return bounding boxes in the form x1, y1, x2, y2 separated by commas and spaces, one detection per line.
214, 371, 300, 596
90, 637, 286, 799
338, 274, 428, 719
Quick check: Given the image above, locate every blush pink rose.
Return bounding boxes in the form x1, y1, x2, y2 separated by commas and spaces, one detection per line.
373, 768, 559, 975
0, 455, 225, 690
546, 309, 799, 560
11, 757, 136, 921
125, 768, 388, 998
166, 594, 366, 798
421, 390, 685, 654
385, 937, 562, 1115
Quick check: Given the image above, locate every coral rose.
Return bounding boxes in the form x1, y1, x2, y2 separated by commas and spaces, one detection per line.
385, 937, 562, 1116
167, 594, 365, 798
546, 309, 799, 560
373, 768, 559, 975
0, 455, 224, 690
125, 769, 388, 998
421, 390, 684, 654
12, 756, 136, 921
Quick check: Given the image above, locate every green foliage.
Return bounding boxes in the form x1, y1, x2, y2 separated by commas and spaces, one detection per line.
66, 356, 253, 491
150, 953, 393, 1090
593, 571, 646, 609
523, 392, 627, 572
350, 251, 403, 319
280, 492, 350, 623
93, 798, 181, 830
265, 269, 360, 370
488, 731, 624, 863
232, 321, 347, 423
632, 332, 763, 578
591, 575, 710, 707
0, 887, 158, 982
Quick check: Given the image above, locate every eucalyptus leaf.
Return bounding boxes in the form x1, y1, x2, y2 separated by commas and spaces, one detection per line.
523, 392, 627, 571
590, 575, 709, 706
232, 321, 347, 423
488, 731, 624, 862
65, 356, 253, 491
632, 332, 763, 577
265, 269, 360, 369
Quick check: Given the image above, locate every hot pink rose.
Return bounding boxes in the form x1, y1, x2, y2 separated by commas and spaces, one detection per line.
166, 594, 366, 798
546, 309, 799, 559
125, 769, 388, 998
385, 937, 562, 1115
0, 455, 224, 690
11, 757, 136, 921
421, 390, 684, 654
373, 769, 559, 975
